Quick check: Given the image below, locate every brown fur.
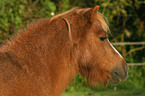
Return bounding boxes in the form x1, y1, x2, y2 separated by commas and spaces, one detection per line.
0, 6, 128, 96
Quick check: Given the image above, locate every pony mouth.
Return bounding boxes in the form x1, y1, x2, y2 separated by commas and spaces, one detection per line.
110, 72, 122, 84
110, 66, 128, 84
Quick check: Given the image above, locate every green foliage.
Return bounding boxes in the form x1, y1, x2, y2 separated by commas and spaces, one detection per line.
60, 0, 70, 12
0, 0, 25, 42
0, 0, 144, 92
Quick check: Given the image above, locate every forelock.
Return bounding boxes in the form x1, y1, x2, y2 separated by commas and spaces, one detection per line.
96, 13, 110, 33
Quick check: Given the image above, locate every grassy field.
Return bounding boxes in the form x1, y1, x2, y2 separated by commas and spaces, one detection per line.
61, 87, 145, 96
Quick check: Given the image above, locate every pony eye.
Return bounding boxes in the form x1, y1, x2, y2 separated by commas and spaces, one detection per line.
100, 36, 107, 41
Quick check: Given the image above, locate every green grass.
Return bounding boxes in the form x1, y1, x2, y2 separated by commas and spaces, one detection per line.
61, 87, 145, 96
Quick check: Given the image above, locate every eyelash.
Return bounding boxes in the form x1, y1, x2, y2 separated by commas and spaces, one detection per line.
100, 36, 107, 41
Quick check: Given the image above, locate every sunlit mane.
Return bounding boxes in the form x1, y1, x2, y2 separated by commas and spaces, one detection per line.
97, 12, 110, 33
51, 8, 110, 34
50, 8, 78, 22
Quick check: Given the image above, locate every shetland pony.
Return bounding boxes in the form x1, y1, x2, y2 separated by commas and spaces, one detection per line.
0, 6, 128, 96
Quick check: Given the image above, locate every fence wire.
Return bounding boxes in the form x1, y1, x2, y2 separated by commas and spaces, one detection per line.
112, 42, 145, 45
112, 42, 145, 66
128, 63, 145, 66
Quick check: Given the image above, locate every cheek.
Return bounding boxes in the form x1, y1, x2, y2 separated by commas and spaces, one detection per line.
94, 40, 107, 55
101, 40, 122, 69
78, 43, 93, 65
104, 40, 122, 61
91, 39, 114, 69
83, 47, 95, 64
107, 40, 123, 59
88, 41, 107, 63
84, 49, 92, 59
81, 40, 103, 65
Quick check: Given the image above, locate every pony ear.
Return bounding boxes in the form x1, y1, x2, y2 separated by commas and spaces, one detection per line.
83, 6, 100, 23
90, 6, 100, 23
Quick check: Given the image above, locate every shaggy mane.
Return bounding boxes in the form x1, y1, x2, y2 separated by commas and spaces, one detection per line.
50, 7, 110, 33
97, 13, 110, 33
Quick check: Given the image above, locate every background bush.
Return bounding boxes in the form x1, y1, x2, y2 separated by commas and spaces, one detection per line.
0, 0, 144, 92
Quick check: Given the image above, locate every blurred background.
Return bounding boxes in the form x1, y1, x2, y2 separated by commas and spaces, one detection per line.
0, 0, 144, 96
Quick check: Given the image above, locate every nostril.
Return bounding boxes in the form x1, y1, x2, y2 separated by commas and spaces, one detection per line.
123, 63, 129, 72
115, 72, 119, 76
126, 64, 129, 71
122, 63, 129, 78
114, 72, 121, 79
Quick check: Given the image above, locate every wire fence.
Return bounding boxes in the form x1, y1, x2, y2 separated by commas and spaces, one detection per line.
112, 42, 145, 66
128, 63, 145, 66
112, 42, 145, 45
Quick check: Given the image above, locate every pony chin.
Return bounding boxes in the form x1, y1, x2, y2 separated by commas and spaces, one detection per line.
80, 65, 111, 87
